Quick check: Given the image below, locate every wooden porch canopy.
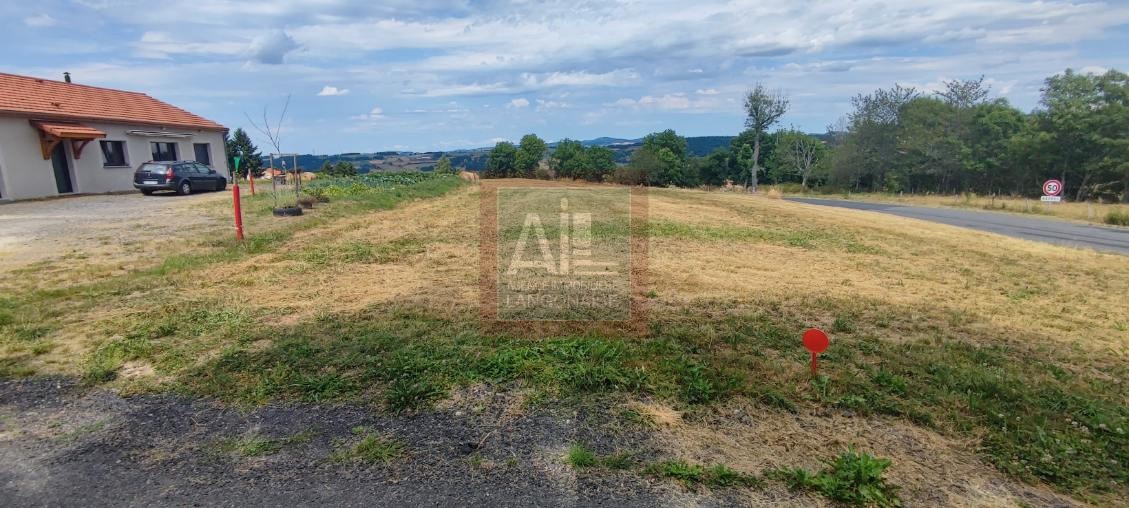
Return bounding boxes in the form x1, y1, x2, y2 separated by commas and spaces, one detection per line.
30, 120, 106, 160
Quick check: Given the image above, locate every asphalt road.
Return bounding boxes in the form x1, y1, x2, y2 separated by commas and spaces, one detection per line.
788, 197, 1129, 255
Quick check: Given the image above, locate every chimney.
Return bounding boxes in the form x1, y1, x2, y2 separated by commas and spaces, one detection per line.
63, 72, 71, 84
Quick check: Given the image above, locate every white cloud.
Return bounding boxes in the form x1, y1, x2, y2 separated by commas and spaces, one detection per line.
134, 31, 246, 59
23, 14, 57, 27
506, 98, 530, 108
612, 94, 692, 110
351, 106, 385, 121
609, 91, 735, 113
248, 30, 299, 64
535, 99, 571, 111
8, 0, 1129, 152
317, 85, 349, 96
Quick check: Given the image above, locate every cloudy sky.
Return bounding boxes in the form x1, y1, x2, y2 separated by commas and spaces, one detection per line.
3, 1, 1128, 153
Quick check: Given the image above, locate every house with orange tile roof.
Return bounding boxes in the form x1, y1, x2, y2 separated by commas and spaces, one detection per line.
0, 72, 228, 200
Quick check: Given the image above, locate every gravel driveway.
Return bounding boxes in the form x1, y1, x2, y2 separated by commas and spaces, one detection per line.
0, 191, 231, 270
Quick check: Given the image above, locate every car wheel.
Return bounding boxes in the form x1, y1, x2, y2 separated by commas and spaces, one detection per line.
141, 189, 154, 196
177, 181, 192, 195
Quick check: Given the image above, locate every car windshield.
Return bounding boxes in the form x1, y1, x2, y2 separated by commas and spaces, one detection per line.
139, 163, 167, 173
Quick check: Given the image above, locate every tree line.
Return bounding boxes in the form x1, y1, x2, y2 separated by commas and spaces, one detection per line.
827, 69, 1128, 201
482, 68, 1128, 202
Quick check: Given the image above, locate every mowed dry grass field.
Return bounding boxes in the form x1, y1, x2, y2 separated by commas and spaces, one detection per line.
1, 179, 1126, 505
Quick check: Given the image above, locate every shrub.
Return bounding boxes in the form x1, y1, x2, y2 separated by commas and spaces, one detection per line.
611, 165, 647, 185
1105, 208, 1129, 226
774, 183, 807, 194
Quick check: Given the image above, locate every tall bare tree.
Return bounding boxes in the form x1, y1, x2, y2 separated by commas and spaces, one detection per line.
743, 84, 789, 192
245, 94, 290, 157
245, 95, 296, 205
776, 130, 826, 189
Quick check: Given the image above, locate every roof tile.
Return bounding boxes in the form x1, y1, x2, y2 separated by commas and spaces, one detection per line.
0, 72, 225, 131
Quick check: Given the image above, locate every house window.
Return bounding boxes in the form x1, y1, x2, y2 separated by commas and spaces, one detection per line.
99, 140, 128, 167
193, 143, 212, 166
151, 142, 178, 161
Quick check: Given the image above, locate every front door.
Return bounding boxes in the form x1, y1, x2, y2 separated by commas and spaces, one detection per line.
50, 142, 74, 194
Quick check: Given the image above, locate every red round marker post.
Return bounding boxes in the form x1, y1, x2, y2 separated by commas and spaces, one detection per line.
802, 328, 830, 376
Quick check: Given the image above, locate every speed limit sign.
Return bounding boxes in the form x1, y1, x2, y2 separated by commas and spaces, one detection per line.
1042, 179, 1063, 197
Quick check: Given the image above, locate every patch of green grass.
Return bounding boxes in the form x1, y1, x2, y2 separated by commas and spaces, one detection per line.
647, 219, 871, 253
290, 237, 424, 266
600, 451, 637, 470
373, 238, 426, 263
216, 431, 314, 457
565, 443, 598, 467
82, 306, 257, 383
645, 459, 760, 488
832, 314, 856, 333
385, 377, 446, 412
769, 447, 900, 507
565, 444, 638, 470
677, 359, 740, 404
340, 240, 375, 263
56, 418, 110, 442
333, 432, 407, 464
0, 357, 35, 377
83, 334, 154, 383
567, 445, 755, 486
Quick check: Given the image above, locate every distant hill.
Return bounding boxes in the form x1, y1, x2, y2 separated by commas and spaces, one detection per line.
266, 134, 822, 172
582, 137, 638, 147
685, 136, 735, 156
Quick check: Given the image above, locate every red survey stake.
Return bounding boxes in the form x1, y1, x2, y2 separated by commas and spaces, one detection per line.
802, 328, 830, 376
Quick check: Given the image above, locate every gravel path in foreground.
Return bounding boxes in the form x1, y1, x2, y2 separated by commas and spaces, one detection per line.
0, 378, 747, 507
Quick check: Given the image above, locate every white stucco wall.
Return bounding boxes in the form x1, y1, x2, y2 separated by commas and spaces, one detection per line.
0, 116, 228, 200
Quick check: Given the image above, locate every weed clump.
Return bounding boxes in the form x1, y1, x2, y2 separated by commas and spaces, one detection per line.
770, 447, 900, 506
